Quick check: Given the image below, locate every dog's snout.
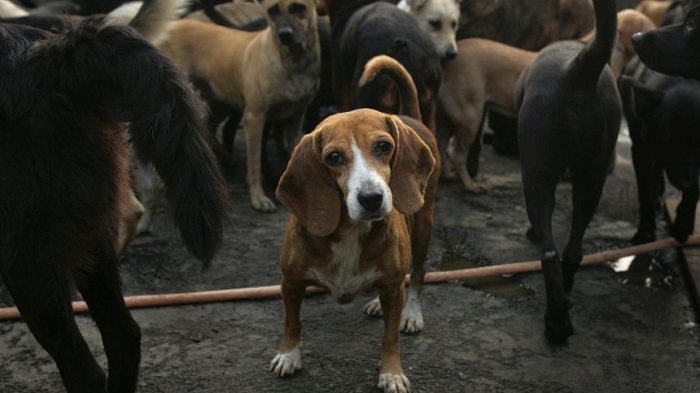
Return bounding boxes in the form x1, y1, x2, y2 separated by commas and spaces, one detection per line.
277, 25, 295, 43
444, 48, 457, 61
631, 32, 644, 50
358, 190, 383, 212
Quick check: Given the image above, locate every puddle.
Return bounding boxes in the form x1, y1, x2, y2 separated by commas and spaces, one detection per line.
440, 258, 534, 298
607, 254, 673, 289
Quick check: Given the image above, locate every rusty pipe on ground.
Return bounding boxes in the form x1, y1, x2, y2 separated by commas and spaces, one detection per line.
0, 235, 698, 321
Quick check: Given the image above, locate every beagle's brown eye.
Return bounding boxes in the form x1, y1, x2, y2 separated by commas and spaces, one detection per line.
325, 151, 344, 166
429, 20, 441, 31
375, 141, 393, 156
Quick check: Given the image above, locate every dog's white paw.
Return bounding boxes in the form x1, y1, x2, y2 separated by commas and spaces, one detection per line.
269, 347, 302, 377
378, 373, 411, 393
400, 289, 424, 333
251, 194, 277, 213
364, 296, 383, 317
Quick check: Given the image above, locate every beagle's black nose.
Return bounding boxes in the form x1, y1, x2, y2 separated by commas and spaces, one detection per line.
358, 190, 383, 212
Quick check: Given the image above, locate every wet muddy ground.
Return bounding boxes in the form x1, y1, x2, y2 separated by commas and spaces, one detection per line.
1, 124, 699, 392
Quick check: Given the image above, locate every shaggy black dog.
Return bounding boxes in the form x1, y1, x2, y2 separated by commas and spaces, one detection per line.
0, 18, 229, 392
515, 0, 621, 341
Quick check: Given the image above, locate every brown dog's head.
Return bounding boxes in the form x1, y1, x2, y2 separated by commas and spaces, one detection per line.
276, 108, 436, 237
263, 0, 318, 54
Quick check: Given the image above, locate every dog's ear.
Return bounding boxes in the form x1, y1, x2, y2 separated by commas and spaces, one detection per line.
276, 131, 341, 237
385, 115, 435, 216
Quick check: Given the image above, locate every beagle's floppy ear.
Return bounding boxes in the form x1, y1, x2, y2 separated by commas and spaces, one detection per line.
386, 115, 436, 216
276, 131, 341, 237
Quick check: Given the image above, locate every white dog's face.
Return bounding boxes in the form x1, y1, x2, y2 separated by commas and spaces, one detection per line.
399, 0, 461, 60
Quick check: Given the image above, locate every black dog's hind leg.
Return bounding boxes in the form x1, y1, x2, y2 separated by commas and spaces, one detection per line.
523, 177, 574, 341
0, 251, 106, 392
562, 163, 609, 293
77, 247, 141, 393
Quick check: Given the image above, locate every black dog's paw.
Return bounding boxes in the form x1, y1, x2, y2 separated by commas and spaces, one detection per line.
672, 222, 692, 244
632, 230, 656, 245
544, 307, 574, 342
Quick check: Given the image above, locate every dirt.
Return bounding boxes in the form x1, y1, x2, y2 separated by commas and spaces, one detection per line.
1, 123, 700, 393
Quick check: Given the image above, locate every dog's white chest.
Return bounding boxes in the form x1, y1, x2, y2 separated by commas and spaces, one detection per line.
306, 225, 382, 303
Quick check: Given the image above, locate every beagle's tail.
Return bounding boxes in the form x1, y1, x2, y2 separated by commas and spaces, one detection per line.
569, 0, 617, 92
359, 55, 422, 122
45, 17, 230, 266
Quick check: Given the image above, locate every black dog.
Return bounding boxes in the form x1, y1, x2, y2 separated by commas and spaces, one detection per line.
515, 0, 621, 341
619, 68, 700, 245
319, 0, 442, 132
622, 4, 700, 244
0, 18, 229, 392
632, 4, 700, 80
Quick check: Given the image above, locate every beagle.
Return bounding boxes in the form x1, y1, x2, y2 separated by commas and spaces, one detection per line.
270, 55, 440, 392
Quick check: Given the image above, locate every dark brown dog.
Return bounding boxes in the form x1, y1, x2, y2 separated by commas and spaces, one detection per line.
158, 0, 321, 212
319, 0, 442, 133
457, 0, 594, 50
270, 55, 439, 392
0, 17, 229, 392
515, 0, 621, 341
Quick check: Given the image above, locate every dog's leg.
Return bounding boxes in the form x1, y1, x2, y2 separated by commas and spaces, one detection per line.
0, 255, 106, 392
131, 156, 162, 236
562, 164, 609, 293
672, 185, 700, 243
452, 106, 488, 193
400, 202, 437, 334
377, 284, 411, 393
435, 106, 458, 180
243, 107, 277, 212
270, 278, 305, 377
77, 249, 141, 393
524, 179, 573, 341
629, 122, 659, 244
117, 188, 145, 255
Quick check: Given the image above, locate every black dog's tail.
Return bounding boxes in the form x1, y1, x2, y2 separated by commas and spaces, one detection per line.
38, 17, 230, 266
568, 0, 617, 92
359, 55, 422, 121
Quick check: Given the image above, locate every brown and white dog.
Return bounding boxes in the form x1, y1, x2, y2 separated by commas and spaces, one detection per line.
270, 55, 440, 393
397, 0, 461, 61
437, 9, 653, 193
158, 0, 321, 212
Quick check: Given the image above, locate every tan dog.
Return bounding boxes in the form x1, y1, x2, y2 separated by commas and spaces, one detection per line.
438, 9, 654, 193
158, 0, 321, 212
437, 39, 536, 192
270, 55, 439, 393
397, 0, 462, 60
636, 0, 672, 26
